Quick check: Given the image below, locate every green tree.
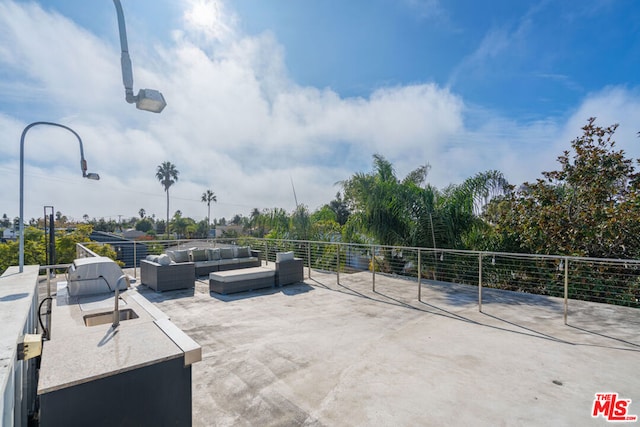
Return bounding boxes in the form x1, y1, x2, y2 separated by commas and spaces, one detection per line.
328, 192, 350, 226
135, 218, 153, 233
310, 206, 342, 241
155, 220, 166, 236
341, 154, 428, 246
422, 170, 509, 250
156, 161, 179, 239
195, 219, 210, 239
341, 154, 508, 251
201, 189, 217, 235
138, 208, 146, 219
263, 208, 290, 239
170, 211, 197, 239
289, 205, 311, 240
248, 208, 263, 237
489, 118, 640, 258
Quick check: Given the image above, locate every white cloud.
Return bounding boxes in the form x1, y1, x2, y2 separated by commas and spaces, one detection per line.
0, 0, 638, 226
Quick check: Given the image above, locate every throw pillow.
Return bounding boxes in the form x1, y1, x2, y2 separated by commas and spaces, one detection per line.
220, 247, 235, 259
207, 248, 221, 261
172, 249, 190, 263
235, 246, 251, 258
276, 251, 295, 262
157, 254, 171, 266
190, 249, 208, 262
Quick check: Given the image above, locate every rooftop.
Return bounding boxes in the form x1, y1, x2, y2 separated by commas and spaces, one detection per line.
132, 268, 640, 426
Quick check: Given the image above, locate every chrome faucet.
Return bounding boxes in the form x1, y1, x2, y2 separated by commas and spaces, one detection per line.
112, 274, 130, 328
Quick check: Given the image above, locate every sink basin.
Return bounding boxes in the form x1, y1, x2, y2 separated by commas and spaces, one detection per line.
83, 309, 139, 326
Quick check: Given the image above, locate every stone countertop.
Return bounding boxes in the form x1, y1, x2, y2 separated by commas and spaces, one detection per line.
37, 284, 201, 395
1, 265, 39, 397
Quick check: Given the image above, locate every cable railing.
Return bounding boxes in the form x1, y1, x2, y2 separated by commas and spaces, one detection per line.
80, 237, 640, 319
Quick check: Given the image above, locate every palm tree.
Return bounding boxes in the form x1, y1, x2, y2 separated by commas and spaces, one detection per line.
156, 161, 179, 239
341, 154, 426, 247
201, 189, 217, 235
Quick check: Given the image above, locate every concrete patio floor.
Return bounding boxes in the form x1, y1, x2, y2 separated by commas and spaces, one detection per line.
132, 267, 640, 427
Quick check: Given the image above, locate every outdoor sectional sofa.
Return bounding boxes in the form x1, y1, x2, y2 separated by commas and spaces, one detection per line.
173, 246, 261, 276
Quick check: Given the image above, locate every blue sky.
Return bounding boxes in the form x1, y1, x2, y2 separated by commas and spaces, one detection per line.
0, 0, 639, 223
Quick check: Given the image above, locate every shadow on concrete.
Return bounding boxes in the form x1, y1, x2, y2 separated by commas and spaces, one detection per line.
136, 285, 195, 302
425, 280, 564, 311
209, 283, 315, 302
308, 275, 639, 348
281, 283, 314, 296
566, 324, 640, 351
0, 292, 29, 302
481, 312, 572, 345
369, 285, 579, 345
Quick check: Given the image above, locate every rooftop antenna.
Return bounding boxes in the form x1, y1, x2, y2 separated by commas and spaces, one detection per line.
290, 176, 299, 209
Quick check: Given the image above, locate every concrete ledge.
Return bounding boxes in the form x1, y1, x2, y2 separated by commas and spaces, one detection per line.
1, 265, 40, 426
155, 318, 202, 367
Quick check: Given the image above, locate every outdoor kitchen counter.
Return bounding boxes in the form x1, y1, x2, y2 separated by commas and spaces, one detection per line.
37, 285, 201, 395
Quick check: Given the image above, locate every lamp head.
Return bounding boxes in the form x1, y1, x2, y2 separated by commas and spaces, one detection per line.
136, 89, 167, 113
81, 159, 100, 180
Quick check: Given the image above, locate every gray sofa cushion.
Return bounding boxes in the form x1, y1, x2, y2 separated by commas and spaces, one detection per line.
157, 254, 171, 265
172, 250, 190, 263
207, 248, 221, 261
235, 246, 251, 258
220, 247, 235, 259
190, 249, 208, 262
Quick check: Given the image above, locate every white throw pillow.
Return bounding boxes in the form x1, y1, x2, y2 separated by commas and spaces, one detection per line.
157, 254, 171, 266
276, 251, 295, 262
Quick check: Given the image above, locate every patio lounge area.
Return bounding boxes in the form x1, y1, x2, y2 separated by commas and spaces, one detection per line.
134, 267, 640, 426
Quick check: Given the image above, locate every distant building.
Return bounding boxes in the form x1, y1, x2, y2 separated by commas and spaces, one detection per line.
123, 229, 146, 240
3, 229, 16, 240
90, 231, 148, 268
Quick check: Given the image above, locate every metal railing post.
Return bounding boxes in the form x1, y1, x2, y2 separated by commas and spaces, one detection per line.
417, 249, 422, 302
46, 267, 51, 298
564, 256, 569, 325
265, 241, 269, 265
371, 244, 376, 292
478, 253, 483, 312
336, 244, 340, 285
307, 242, 311, 278
133, 241, 137, 279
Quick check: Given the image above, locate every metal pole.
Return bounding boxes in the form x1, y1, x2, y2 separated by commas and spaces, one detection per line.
564, 257, 569, 325
478, 253, 483, 312
46, 267, 51, 298
371, 244, 376, 292
307, 242, 311, 278
133, 241, 137, 279
20, 122, 98, 272
336, 244, 340, 285
418, 249, 422, 302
